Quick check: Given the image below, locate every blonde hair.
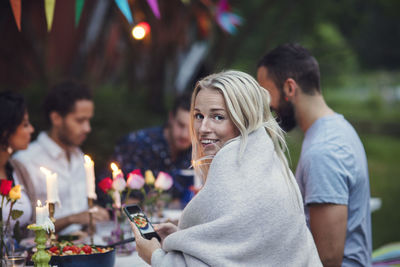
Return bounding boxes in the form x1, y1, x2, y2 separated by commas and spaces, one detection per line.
190, 70, 295, 194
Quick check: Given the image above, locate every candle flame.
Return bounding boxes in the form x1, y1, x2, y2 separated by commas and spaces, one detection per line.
40, 166, 51, 176
110, 162, 119, 172
37, 200, 42, 207
84, 154, 93, 163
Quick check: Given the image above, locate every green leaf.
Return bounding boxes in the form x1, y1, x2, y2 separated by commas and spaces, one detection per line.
11, 209, 23, 220
13, 221, 22, 243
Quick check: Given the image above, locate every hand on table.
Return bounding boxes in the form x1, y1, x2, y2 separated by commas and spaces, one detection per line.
91, 205, 110, 222
131, 221, 161, 265
55, 206, 110, 233
70, 206, 109, 225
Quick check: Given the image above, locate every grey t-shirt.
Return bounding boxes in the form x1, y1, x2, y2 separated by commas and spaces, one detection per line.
296, 114, 372, 266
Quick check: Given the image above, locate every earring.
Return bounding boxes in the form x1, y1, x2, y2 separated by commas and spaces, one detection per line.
7, 146, 13, 154
284, 97, 289, 102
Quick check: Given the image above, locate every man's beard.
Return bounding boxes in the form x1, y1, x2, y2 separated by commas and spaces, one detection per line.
275, 97, 297, 132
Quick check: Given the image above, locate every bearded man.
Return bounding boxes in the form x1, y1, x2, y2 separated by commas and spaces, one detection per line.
257, 43, 372, 267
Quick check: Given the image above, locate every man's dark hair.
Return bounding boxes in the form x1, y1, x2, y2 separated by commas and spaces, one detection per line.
0, 91, 27, 148
43, 81, 92, 124
258, 43, 321, 95
171, 91, 192, 117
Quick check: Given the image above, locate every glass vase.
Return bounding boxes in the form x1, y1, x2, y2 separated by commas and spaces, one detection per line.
107, 208, 135, 256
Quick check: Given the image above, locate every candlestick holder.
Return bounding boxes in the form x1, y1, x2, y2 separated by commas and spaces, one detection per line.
88, 198, 95, 245
27, 224, 51, 267
48, 203, 57, 245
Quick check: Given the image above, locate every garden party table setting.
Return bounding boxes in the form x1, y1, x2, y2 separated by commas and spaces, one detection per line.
1, 155, 188, 267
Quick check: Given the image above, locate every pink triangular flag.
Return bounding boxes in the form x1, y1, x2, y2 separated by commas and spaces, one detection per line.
45, 0, 56, 32
146, 0, 161, 19
9, 0, 21, 31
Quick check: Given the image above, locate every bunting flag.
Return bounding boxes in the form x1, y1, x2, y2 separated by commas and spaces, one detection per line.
146, 0, 161, 19
215, 0, 242, 35
9, 0, 21, 31
75, 0, 85, 27
45, 0, 56, 32
115, 0, 133, 24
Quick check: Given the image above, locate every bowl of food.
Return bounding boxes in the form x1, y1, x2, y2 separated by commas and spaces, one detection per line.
46, 242, 115, 267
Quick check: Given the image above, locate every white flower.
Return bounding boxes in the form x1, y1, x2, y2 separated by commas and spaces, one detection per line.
155, 171, 173, 191
127, 173, 145, 189
112, 177, 126, 191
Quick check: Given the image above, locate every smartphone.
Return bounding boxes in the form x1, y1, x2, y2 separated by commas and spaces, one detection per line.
123, 204, 161, 242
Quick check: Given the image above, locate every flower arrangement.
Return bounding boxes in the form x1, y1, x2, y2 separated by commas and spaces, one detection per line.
97, 165, 173, 253
98, 167, 174, 216
0, 179, 23, 261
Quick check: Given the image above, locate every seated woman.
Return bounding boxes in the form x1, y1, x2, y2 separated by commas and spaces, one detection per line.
131, 70, 322, 266
0, 91, 36, 228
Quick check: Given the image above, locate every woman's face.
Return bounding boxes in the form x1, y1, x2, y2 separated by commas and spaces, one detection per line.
8, 112, 34, 151
193, 88, 239, 157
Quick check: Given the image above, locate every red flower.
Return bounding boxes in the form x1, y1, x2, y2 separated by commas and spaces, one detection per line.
98, 177, 113, 193
0, 179, 12, 196
130, 169, 143, 177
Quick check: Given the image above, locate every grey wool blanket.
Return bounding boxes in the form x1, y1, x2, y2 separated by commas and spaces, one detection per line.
152, 127, 322, 266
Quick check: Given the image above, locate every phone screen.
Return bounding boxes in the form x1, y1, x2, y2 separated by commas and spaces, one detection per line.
124, 205, 161, 241
130, 212, 156, 234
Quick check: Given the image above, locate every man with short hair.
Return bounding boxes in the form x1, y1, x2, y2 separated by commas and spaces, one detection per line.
111, 92, 193, 206
257, 43, 372, 266
14, 81, 109, 234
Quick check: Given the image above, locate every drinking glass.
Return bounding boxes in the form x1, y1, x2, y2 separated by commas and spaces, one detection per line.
4, 255, 26, 267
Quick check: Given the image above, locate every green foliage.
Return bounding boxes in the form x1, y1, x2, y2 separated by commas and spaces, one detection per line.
301, 22, 358, 87
13, 221, 22, 243
10, 210, 23, 220
363, 134, 400, 249
82, 84, 166, 171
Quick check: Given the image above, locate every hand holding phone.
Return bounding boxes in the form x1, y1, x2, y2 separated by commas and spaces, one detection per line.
124, 204, 161, 242
153, 222, 178, 240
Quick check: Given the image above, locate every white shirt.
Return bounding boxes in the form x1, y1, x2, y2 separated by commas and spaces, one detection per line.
14, 132, 88, 234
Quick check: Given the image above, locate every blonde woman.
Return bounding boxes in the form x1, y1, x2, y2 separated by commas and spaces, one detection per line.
131, 70, 322, 266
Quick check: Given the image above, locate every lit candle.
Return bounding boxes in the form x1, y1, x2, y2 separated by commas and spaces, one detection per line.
36, 200, 46, 226
84, 155, 97, 199
110, 162, 123, 180
40, 167, 59, 203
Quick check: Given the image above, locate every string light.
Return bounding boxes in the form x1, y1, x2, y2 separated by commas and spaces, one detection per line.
132, 22, 151, 40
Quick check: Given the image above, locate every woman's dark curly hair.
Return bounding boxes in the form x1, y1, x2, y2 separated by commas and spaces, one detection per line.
0, 91, 27, 149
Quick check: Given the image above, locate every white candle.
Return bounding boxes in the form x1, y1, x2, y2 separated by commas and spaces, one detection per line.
36, 200, 46, 226
110, 162, 123, 180
113, 190, 121, 208
84, 155, 97, 199
40, 167, 59, 203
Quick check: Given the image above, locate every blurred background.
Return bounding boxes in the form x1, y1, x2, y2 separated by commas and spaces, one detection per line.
1, 0, 399, 250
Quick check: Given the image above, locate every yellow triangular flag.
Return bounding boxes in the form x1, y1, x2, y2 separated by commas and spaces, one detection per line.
45, 0, 56, 32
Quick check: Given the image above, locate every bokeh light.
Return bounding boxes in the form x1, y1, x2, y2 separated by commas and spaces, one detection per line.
132, 22, 151, 40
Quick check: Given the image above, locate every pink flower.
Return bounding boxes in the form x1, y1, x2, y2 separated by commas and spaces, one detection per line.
155, 171, 173, 191
112, 177, 126, 191
127, 170, 145, 189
